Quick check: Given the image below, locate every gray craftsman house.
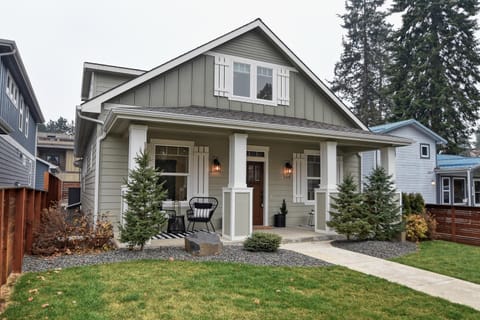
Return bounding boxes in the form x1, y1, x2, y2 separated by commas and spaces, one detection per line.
75, 19, 410, 240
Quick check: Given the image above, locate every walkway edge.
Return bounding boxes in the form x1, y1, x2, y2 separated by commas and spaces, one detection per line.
282, 241, 480, 311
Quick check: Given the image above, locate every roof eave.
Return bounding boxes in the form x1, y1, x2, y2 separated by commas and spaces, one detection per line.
104, 107, 411, 147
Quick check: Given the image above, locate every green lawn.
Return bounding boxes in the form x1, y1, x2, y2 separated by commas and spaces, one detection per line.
3, 260, 479, 320
391, 240, 480, 284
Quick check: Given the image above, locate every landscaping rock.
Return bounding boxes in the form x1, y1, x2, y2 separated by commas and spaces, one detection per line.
185, 231, 223, 256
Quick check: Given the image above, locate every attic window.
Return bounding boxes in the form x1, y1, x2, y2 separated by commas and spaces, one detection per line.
213, 53, 290, 106
420, 143, 430, 159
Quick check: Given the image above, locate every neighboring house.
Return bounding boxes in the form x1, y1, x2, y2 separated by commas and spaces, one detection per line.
35, 157, 58, 191
436, 154, 480, 206
37, 132, 80, 206
0, 39, 44, 188
75, 19, 410, 240
361, 119, 447, 204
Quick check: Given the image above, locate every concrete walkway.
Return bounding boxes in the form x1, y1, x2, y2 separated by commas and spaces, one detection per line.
282, 241, 480, 311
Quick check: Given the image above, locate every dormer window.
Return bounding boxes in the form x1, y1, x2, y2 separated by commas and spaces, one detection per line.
212, 53, 291, 106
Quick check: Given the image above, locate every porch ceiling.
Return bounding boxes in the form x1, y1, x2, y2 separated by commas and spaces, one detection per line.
104, 105, 413, 150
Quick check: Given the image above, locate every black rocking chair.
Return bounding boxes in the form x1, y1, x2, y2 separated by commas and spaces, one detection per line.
186, 197, 218, 232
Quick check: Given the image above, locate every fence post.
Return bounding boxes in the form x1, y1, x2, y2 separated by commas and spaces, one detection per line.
25, 189, 35, 254
451, 205, 456, 242
13, 188, 26, 273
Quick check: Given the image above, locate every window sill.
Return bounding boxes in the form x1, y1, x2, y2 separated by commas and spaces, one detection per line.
228, 95, 279, 107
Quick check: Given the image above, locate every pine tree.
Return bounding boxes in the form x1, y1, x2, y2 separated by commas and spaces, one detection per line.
330, 0, 392, 126
327, 175, 371, 240
119, 150, 167, 250
363, 167, 402, 240
388, 0, 480, 154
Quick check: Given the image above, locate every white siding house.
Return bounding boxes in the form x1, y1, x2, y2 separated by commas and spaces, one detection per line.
361, 119, 447, 204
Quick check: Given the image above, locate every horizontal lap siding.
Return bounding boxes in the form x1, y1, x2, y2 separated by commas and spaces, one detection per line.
98, 135, 128, 229
81, 133, 96, 215
0, 136, 31, 187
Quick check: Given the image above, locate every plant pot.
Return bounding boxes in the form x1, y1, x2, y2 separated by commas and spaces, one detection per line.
274, 214, 286, 228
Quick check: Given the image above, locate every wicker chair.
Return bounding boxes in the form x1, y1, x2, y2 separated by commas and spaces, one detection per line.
186, 197, 218, 232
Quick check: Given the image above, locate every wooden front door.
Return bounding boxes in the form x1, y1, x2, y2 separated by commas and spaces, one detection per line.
247, 161, 264, 225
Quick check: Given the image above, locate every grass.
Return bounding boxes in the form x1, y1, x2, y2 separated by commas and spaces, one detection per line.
2, 260, 479, 319
392, 240, 480, 284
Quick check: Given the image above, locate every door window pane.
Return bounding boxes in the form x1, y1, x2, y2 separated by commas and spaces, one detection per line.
475, 180, 480, 205
453, 178, 466, 204
159, 175, 187, 201
233, 62, 250, 97
256, 66, 272, 100
442, 178, 450, 204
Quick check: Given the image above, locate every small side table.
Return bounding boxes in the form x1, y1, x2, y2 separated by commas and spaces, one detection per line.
167, 215, 186, 234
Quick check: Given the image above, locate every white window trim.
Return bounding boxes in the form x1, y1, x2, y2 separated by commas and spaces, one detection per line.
208, 51, 295, 106
452, 177, 467, 205
18, 97, 24, 132
304, 149, 321, 205
247, 145, 269, 226
441, 177, 450, 204
25, 107, 29, 138
420, 143, 430, 159
6, 71, 19, 108
149, 138, 194, 208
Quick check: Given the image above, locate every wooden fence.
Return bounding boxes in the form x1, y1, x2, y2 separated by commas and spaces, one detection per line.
0, 174, 61, 289
426, 204, 480, 246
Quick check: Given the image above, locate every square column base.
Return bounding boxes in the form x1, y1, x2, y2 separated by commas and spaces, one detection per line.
222, 187, 253, 241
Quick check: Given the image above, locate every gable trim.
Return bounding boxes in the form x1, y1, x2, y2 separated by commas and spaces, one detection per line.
370, 119, 447, 144
79, 19, 368, 130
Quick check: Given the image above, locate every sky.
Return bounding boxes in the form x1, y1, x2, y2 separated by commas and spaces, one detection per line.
0, 0, 398, 123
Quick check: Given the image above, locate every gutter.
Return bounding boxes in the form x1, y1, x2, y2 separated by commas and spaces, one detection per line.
0, 48, 16, 57
76, 106, 105, 223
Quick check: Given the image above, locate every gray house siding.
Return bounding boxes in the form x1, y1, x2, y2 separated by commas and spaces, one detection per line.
93, 73, 135, 98
110, 55, 354, 128
35, 160, 49, 191
361, 126, 437, 203
214, 29, 292, 66
80, 130, 97, 215
0, 59, 37, 155
98, 135, 128, 231
0, 135, 34, 187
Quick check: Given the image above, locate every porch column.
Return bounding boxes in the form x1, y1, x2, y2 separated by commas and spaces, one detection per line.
380, 147, 396, 186
222, 133, 253, 241
315, 141, 337, 232
128, 124, 148, 171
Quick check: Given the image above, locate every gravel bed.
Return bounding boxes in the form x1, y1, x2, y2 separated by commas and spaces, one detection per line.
23, 245, 332, 272
331, 240, 418, 259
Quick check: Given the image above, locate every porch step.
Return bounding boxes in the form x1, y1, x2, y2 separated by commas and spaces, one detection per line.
280, 233, 344, 244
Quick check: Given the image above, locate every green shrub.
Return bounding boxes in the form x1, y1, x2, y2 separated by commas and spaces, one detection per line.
402, 192, 425, 215
243, 232, 282, 252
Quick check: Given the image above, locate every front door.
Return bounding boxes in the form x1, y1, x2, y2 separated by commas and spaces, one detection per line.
247, 161, 264, 225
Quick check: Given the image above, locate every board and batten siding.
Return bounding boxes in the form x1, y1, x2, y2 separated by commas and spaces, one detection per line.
92, 73, 136, 98
108, 29, 356, 128
0, 59, 37, 155
361, 126, 437, 203
98, 135, 128, 231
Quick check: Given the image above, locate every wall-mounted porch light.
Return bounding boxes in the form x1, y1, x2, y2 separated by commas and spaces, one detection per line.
212, 157, 221, 173
284, 161, 293, 178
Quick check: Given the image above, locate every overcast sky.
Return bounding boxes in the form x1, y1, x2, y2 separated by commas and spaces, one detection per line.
1, 0, 397, 123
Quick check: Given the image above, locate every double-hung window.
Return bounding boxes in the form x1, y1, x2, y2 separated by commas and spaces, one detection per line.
213, 53, 290, 106
154, 145, 191, 202
6, 71, 19, 107
442, 177, 450, 204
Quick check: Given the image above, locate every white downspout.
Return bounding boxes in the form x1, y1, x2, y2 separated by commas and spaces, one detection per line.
76, 106, 105, 223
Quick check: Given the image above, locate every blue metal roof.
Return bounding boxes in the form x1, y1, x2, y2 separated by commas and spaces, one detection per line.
437, 154, 480, 169
370, 119, 447, 144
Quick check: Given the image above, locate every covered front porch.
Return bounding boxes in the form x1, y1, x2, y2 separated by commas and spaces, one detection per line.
105, 106, 409, 241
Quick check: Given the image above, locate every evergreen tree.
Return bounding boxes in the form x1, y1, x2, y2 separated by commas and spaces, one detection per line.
328, 175, 372, 240
331, 0, 392, 126
119, 150, 167, 250
388, 0, 480, 154
363, 167, 402, 240
38, 116, 75, 134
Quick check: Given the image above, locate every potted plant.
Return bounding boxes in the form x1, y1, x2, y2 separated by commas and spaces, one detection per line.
274, 199, 288, 227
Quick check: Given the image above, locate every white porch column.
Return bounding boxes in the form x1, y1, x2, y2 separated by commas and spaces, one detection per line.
380, 147, 396, 185
223, 133, 252, 241
315, 141, 337, 232
128, 124, 148, 171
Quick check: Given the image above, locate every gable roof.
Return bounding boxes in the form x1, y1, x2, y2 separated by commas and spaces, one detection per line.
370, 119, 447, 144
0, 39, 44, 123
81, 62, 146, 101
79, 18, 367, 130
437, 154, 480, 171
